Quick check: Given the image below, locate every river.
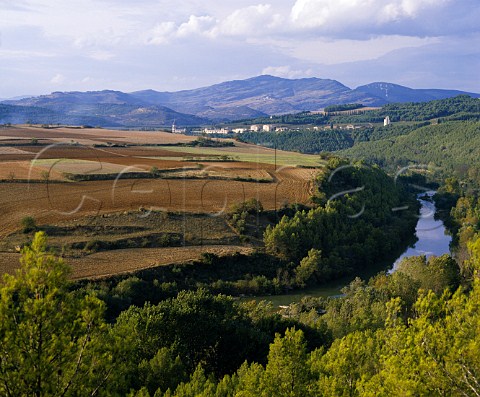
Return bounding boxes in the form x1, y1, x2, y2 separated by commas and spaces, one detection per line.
391, 191, 452, 270
252, 190, 452, 307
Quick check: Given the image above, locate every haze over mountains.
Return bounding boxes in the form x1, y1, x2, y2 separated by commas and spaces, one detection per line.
1, 75, 479, 127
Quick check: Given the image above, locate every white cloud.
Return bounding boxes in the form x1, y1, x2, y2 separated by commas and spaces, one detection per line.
289, 0, 456, 36
148, 22, 177, 44
50, 73, 65, 84
216, 4, 282, 36
261, 65, 313, 79
177, 15, 217, 38
147, 4, 283, 44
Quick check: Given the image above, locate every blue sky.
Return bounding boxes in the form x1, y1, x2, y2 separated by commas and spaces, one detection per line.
1, 0, 479, 97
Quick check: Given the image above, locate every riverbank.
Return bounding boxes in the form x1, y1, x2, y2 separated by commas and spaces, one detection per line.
252, 190, 452, 307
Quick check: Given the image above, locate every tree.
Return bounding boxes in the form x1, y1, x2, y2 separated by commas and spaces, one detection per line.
0, 232, 112, 396
396, 254, 460, 295
311, 330, 379, 397
295, 249, 322, 287
261, 328, 312, 397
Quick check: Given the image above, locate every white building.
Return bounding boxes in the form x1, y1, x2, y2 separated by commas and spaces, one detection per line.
384, 116, 391, 126
232, 128, 247, 134
203, 128, 230, 135
250, 125, 260, 132
262, 124, 276, 132
171, 121, 186, 134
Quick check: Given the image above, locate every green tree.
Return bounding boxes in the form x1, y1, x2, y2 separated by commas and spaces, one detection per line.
261, 328, 312, 397
295, 249, 322, 287
311, 330, 380, 397
396, 254, 460, 295
0, 232, 112, 397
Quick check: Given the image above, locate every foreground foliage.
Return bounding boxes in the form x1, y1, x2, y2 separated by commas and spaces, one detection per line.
0, 232, 112, 397
1, 230, 479, 396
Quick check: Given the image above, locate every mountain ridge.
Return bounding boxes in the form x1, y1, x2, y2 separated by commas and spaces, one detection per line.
2, 75, 480, 127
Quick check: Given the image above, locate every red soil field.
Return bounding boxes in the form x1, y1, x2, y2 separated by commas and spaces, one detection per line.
0, 175, 313, 238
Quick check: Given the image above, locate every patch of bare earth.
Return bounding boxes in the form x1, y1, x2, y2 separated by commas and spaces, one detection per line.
0, 245, 254, 279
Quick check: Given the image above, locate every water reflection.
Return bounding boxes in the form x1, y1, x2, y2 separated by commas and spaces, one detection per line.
391, 191, 452, 271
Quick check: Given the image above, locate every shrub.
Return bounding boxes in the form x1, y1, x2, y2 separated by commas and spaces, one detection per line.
21, 216, 37, 233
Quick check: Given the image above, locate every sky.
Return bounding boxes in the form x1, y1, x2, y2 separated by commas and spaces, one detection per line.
1, 0, 479, 97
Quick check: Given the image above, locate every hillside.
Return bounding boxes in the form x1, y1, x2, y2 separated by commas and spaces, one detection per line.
340, 121, 480, 176
354, 82, 480, 103
238, 96, 480, 182
1, 91, 209, 127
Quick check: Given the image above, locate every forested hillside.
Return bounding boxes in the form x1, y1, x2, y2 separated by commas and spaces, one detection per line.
239, 129, 353, 153
341, 121, 480, 182
238, 95, 480, 126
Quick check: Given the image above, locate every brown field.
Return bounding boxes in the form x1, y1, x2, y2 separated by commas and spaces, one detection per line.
0, 245, 254, 279
0, 125, 196, 145
0, 126, 318, 278
0, 176, 311, 237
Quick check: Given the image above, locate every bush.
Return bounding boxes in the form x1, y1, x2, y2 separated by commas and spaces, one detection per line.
21, 216, 37, 233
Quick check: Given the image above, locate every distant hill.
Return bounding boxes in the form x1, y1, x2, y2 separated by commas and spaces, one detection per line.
354, 82, 480, 103
2, 76, 479, 127
0, 103, 118, 127
1, 91, 209, 127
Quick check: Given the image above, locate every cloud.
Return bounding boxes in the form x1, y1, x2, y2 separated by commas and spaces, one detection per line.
177, 15, 217, 38
289, 0, 479, 37
148, 22, 177, 44
216, 4, 282, 36
147, 4, 283, 44
261, 65, 313, 79
50, 73, 65, 84
1, 0, 479, 97
285, 35, 439, 64
290, 0, 445, 27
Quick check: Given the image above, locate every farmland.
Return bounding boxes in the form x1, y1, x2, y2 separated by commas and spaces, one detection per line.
0, 125, 321, 277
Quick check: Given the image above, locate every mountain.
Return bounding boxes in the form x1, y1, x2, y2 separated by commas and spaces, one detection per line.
354, 82, 480, 103
0, 103, 118, 126
131, 75, 384, 119
2, 76, 480, 127
1, 90, 209, 127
